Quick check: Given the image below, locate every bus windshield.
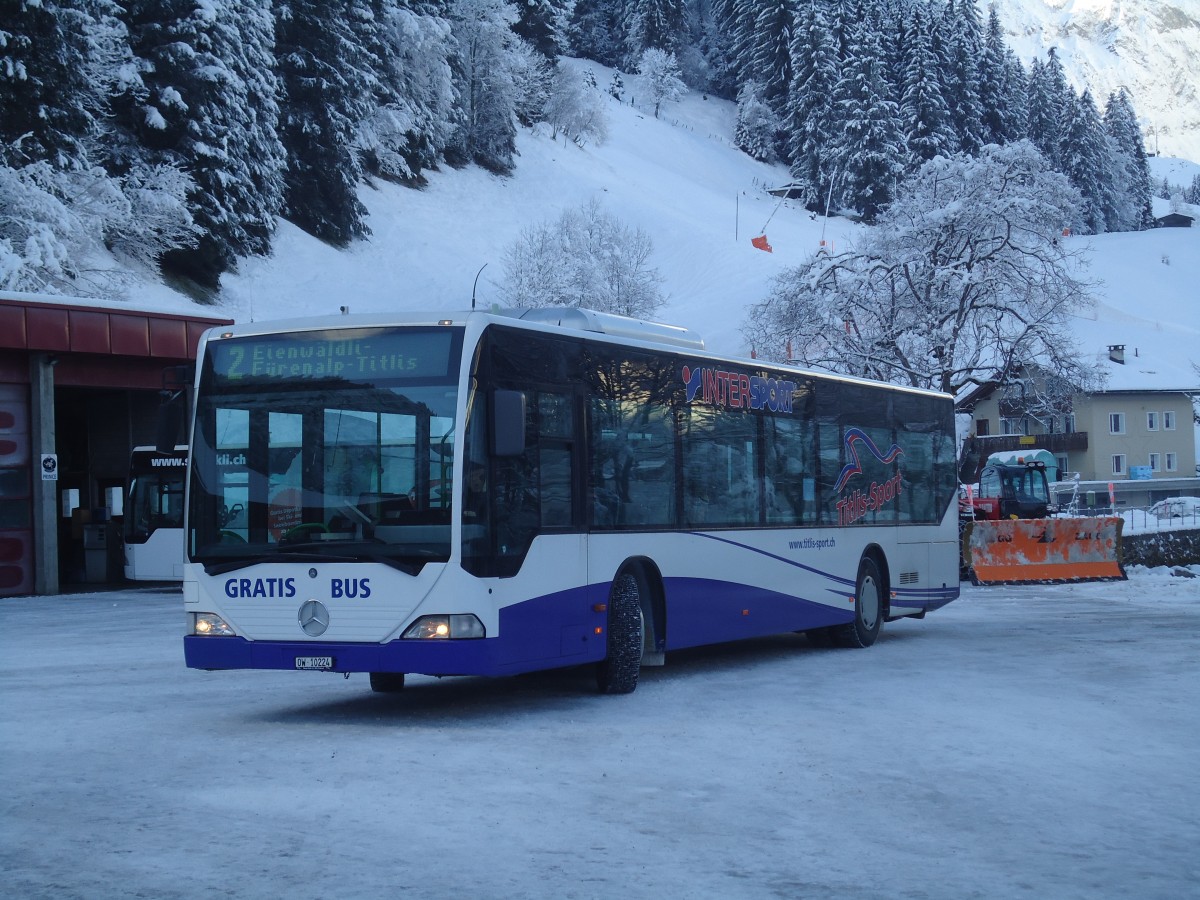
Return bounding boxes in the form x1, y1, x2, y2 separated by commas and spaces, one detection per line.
124, 452, 186, 544
188, 326, 463, 570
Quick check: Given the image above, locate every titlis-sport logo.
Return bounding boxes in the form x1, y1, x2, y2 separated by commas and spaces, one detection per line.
834, 427, 904, 527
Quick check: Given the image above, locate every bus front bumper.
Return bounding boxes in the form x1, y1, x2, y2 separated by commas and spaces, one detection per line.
183, 632, 603, 678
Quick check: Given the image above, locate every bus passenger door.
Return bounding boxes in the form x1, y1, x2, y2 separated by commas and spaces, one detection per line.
530, 389, 583, 552
480, 388, 585, 581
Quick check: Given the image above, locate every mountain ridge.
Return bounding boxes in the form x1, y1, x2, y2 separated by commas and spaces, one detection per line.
994, 0, 1200, 160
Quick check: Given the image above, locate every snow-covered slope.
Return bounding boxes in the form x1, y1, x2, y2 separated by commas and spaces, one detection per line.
993, 0, 1200, 161
126, 60, 866, 355
37, 54, 1193, 463
122, 60, 1196, 391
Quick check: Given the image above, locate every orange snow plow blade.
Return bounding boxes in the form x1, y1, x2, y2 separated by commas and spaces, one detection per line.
964, 517, 1126, 585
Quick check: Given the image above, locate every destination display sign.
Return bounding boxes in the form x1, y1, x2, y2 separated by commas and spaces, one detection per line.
209, 328, 456, 384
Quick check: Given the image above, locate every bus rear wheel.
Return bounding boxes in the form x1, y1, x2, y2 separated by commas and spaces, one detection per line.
805, 627, 836, 647
596, 572, 643, 694
369, 672, 406, 692
834, 556, 884, 649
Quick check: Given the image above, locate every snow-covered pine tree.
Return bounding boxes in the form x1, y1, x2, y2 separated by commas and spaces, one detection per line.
1032, 47, 1074, 168
448, 0, 524, 173
545, 61, 608, 145
2, 1, 200, 292
879, 0, 911, 104
608, 70, 625, 100
1187, 175, 1200, 206
513, 0, 570, 59
735, 81, 779, 162
0, 0, 101, 170
900, 5, 956, 169
744, 0, 794, 113
351, 0, 405, 177
700, 0, 740, 98
1025, 58, 1060, 166
784, 0, 838, 208
117, 0, 285, 286
636, 46, 686, 118
978, 2, 1014, 144
1000, 47, 1029, 142
1104, 88, 1154, 230
356, 0, 457, 186
825, 0, 853, 61
721, 0, 761, 88
275, 1, 372, 245
1058, 88, 1112, 235
566, 0, 627, 69
828, 17, 905, 222
625, 0, 687, 58
0, 161, 88, 291
941, 0, 985, 155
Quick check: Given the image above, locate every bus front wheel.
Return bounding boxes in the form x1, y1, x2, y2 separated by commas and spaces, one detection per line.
596, 572, 643, 694
369, 672, 406, 693
834, 556, 884, 649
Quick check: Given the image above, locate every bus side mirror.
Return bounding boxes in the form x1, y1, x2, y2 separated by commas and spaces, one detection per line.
156, 392, 185, 453
490, 390, 526, 457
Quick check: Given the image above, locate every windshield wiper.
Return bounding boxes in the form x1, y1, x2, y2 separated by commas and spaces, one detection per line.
201, 542, 442, 576
202, 551, 364, 575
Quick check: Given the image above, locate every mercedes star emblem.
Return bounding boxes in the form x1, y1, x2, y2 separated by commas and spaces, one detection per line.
298, 600, 330, 636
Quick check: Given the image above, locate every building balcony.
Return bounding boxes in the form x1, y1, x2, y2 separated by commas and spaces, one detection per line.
995, 397, 1075, 417
975, 432, 1089, 454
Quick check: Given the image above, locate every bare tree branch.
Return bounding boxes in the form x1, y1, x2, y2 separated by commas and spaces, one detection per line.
743, 142, 1107, 397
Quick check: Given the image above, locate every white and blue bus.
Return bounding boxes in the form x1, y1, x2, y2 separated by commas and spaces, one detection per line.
182, 308, 960, 693
123, 445, 187, 581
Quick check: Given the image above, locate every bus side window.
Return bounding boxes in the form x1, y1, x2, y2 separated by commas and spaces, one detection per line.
763, 417, 810, 526
536, 392, 574, 528
493, 395, 539, 555
588, 412, 624, 528
596, 412, 675, 528
682, 406, 758, 527
539, 446, 572, 526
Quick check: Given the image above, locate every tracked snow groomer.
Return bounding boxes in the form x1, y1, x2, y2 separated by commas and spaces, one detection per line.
958, 447, 1125, 585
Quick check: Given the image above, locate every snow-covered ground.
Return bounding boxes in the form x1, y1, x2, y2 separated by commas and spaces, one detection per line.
2, 571, 1198, 899
1121, 507, 1200, 534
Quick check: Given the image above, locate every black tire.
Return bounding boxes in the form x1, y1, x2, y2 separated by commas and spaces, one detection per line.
833, 556, 884, 649
596, 572, 643, 694
805, 627, 836, 647
369, 672, 406, 693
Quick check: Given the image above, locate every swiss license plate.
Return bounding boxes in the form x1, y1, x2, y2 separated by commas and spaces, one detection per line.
295, 656, 334, 670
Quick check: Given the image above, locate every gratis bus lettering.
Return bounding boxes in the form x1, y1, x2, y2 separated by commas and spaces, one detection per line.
220, 339, 421, 380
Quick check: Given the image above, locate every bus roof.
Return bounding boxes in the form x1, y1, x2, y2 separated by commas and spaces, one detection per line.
200, 308, 953, 401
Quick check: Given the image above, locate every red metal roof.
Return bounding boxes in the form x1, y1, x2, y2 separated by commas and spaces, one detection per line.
0, 296, 232, 360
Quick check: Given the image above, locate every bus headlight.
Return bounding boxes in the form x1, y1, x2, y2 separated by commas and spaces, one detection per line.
191, 613, 235, 636
402, 614, 485, 640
